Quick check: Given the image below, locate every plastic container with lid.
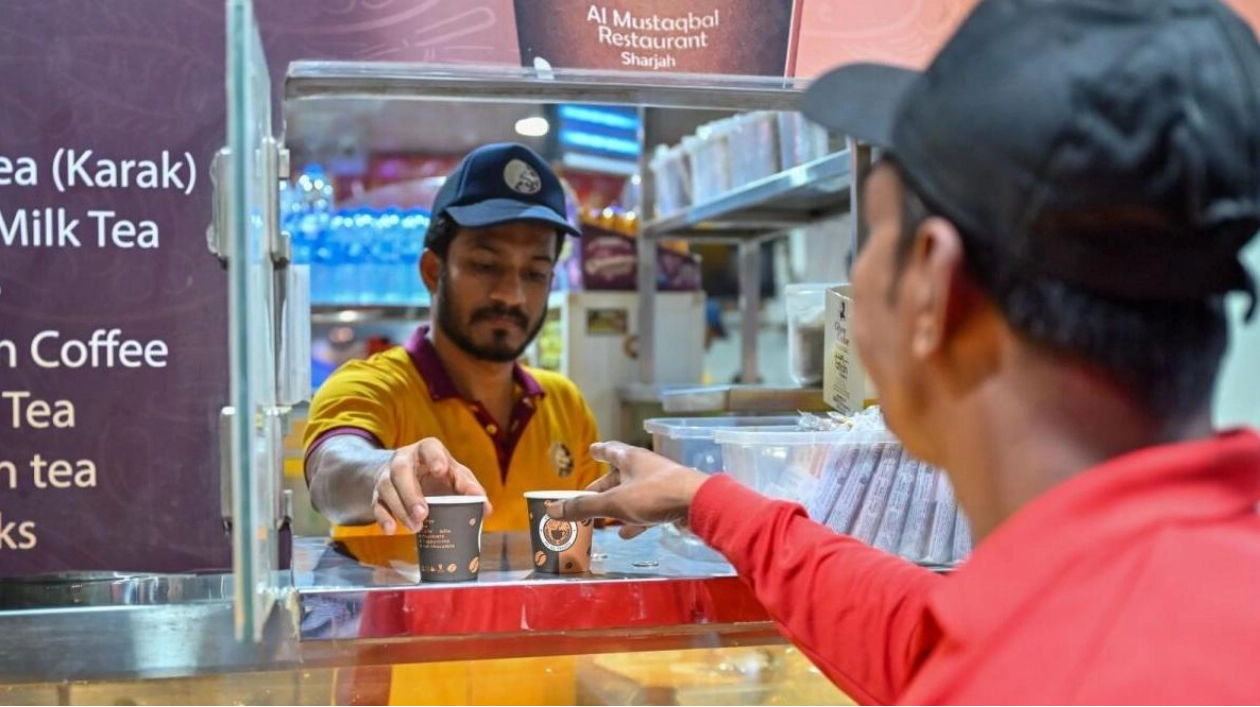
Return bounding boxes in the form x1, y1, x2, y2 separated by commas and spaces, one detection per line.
644, 416, 801, 473
785, 282, 842, 387
776, 112, 832, 170
729, 112, 780, 185
649, 144, 691, 218
646, 415, 802, 565
685, 122, 733, 203
714, 426, 972, 567
714, 427, 865, 502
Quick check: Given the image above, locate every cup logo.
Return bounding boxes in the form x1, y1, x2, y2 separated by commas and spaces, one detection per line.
539, 516, 578, 552
504, 159, 542, 194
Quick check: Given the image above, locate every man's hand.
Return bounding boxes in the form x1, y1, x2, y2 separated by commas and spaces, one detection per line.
545, 442, 709, 539
372, 438, 490, 533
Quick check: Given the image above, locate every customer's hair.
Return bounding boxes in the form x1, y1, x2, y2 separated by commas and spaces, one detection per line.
889, 161, 1228, 419
425, 214, 566, 261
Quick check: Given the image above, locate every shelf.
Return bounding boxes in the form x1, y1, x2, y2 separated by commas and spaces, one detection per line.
660, 385, 830, 414
617, 383, 699, 405
287, 61, 806, 113
643, 151, 854, 241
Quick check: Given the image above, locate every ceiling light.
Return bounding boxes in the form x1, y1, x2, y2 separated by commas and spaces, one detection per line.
515, 116, 550, 137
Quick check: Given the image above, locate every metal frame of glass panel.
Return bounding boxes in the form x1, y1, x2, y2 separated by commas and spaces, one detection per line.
226, 0, 282, 642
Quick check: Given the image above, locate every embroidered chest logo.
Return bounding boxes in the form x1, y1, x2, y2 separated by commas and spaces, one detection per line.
550, 441, 574, 478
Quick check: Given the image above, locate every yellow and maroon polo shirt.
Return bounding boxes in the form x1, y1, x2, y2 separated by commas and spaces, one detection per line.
303, 325, 603, 543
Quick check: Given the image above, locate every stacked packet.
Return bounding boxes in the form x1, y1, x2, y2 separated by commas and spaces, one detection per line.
796, 408, 972, 567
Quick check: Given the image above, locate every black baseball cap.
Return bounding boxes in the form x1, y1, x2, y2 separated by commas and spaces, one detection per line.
425, 142, 580, 248
803, 0, 1260, 313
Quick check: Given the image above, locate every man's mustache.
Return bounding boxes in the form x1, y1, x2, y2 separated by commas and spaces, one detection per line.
472, 305, 529, 328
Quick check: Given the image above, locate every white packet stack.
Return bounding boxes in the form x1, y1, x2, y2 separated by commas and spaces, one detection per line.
896, 462, 938, 562
823, 443, 881, 534
873, 456, 918, 552
951, 512, 973, 563
924, 477, 958, 565
805, 443, 857, 521
850, 446, 902, 544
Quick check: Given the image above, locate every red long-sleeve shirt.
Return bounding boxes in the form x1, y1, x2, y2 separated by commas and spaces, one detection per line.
690, 429, 1260, 704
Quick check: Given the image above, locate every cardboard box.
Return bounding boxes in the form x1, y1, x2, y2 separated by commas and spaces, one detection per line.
823, 285, 878, 413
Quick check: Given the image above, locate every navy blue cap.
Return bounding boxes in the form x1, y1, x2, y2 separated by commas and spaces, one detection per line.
803, 0, 1260, 312
425, 143, 580, 248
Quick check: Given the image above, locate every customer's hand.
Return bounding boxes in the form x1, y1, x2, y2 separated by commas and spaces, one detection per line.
545, 442, 709, 539
373, 438, 491, 533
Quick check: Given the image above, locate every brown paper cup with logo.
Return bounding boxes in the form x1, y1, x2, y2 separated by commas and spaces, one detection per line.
525, 491, 596, 574
416, 496, 486, 583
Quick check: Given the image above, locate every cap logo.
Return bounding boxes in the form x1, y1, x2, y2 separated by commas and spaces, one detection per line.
504, 159, 542, 195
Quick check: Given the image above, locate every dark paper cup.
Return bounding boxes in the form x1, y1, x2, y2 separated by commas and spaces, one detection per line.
416, 496, 486, 583
525, 491, 596, 574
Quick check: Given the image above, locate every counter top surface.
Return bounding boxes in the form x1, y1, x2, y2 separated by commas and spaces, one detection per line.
294, 526, 733, 590
293, 527, 775, 641
0, 528, 785, 683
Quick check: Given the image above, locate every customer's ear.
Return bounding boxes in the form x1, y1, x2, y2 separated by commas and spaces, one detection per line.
907, 217, 967, 360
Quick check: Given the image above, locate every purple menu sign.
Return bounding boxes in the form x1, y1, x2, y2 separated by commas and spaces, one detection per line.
0, 0, 521, 578
0, 1, 233, 576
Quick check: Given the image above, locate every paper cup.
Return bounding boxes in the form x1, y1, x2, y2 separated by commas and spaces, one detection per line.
416, 496, 486, 583
524, 491, 596, 574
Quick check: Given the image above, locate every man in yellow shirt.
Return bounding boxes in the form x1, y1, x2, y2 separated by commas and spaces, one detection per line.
304, 142, 603, 547
305, 144, 604, 704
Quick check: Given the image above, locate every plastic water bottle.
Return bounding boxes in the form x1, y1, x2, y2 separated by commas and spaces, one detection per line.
400, 210, 429, 306
312, 212, 336, 304
361, 209, 382, 304
285, 164, 334, 299
380, 208, 404, 304
290, 199, 318, 268
329, 208, 349, 305
349, 209, 374, 304
371, 209, 397, 305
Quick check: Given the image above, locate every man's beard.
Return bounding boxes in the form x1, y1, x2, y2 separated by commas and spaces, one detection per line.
435, 273, 547, 363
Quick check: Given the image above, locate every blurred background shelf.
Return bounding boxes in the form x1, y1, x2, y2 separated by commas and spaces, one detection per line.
661, 385, 829, 414
642, 151, 853, 241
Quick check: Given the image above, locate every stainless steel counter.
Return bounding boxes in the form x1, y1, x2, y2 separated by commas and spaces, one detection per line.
294, 527, 773, 642
1, 527, 785, 685
0, 595, 299, 683
296, 527, 734, 590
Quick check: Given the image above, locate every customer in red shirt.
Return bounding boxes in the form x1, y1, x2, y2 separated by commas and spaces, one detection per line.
550, 0, 1260, 703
